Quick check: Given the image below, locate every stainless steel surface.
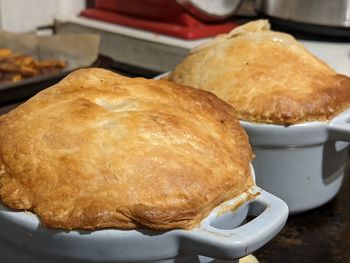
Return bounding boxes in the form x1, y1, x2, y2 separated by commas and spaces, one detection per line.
255, 0, 350, 27
56, 20, 188, 73
176, 0, 242, 21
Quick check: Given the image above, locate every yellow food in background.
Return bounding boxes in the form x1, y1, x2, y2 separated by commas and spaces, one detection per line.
0, 48, 67, 83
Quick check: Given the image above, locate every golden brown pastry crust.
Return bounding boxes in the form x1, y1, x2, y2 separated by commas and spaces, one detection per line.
167, 20, 350, 125
0, 68, 253, 230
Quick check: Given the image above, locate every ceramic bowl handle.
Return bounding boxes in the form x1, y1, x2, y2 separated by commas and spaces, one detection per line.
328, 109, 350, 141
181, 189, 288, 260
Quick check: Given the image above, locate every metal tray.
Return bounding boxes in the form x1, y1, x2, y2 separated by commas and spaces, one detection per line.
0, 55, 113, 106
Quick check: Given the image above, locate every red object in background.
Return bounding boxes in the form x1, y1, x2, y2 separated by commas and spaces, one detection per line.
80, 0, 239, 39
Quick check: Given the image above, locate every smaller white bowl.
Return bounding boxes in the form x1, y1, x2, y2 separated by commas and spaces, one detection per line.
242, 108, 350, 213
155, 72, 350, 214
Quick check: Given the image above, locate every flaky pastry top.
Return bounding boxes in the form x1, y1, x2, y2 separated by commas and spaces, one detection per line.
167, 20, 350, 125
0, 68, 253, 230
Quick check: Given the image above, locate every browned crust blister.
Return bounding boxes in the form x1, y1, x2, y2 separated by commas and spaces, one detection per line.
0, 68, 253, 230
167, 20, 350, 125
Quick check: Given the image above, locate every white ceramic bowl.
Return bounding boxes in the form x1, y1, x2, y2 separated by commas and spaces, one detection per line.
242, 108, 350, 214
0, 167, 288, 263
155, 73, 350, 214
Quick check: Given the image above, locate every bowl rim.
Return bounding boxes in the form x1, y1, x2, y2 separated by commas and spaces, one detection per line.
0, 165, 288, 262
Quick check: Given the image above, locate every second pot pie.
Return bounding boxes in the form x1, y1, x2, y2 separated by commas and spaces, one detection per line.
166, 20, 350, 125
0, 68, 253, 230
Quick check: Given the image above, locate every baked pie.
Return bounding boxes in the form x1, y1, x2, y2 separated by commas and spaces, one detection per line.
0, 68, 253, 230
166, 20, 350, 125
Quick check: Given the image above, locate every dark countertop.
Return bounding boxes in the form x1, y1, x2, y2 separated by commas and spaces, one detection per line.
255, 161, 350, 263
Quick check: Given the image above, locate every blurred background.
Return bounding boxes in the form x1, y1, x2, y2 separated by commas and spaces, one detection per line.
0, 1, 350, 262
0, 0, 348, 79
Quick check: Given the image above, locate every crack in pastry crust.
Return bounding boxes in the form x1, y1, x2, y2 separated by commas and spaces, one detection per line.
0, 68, 253, 230
167, 20, 350, 125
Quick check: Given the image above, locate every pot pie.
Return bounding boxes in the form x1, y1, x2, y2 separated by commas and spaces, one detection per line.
166, 20, 350, 125
0, 68, 253, 230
